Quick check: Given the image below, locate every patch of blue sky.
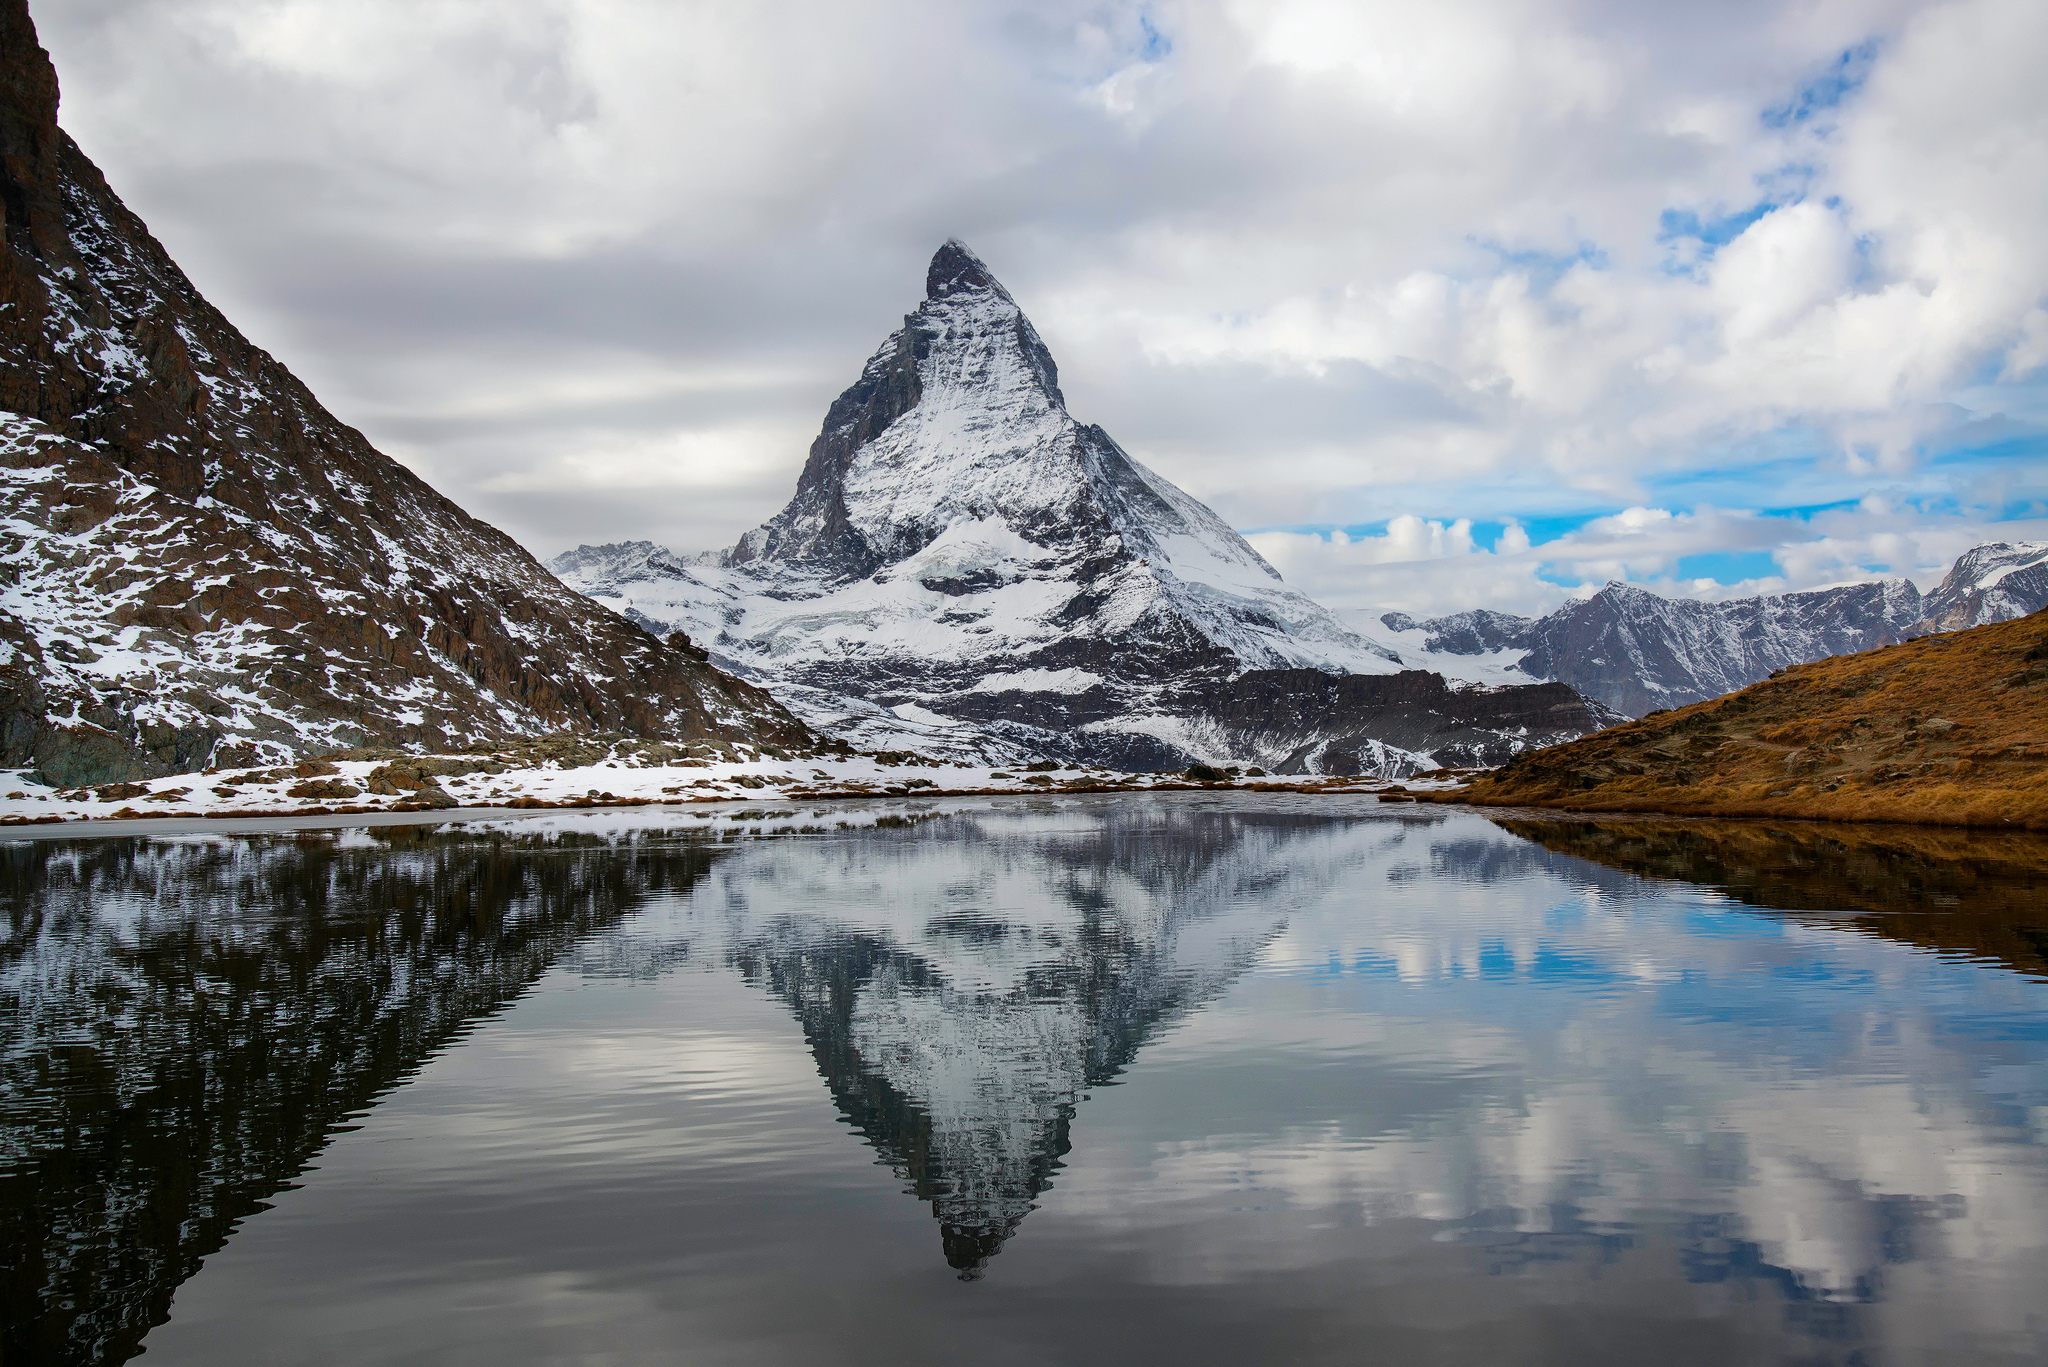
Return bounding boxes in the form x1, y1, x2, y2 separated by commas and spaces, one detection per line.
1639, 444, 1934, 512
1751, 498, 1864, 521
1465, 237, 1610, 286
1507, 512, 1608, 545
1240, 511, 1617, 546
1763, 39, 1881, 129
1674, 550, 1781, 583
1137, 12, 1170, 62
1534, 563, 1591, 589
1250, 485, 2032, 564
1658, 202, 1773, 249
1925, 429, 2048, 474
1451, 518, 1542, 552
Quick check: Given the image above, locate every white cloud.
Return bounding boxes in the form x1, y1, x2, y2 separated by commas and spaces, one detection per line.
1253, 503, 2048, 620
32, 0, 2048, 584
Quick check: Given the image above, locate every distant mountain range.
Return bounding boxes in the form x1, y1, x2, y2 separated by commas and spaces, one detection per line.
553, 243, 1617, 774
1380, 541, 2048, 717
0, 0, 811, 786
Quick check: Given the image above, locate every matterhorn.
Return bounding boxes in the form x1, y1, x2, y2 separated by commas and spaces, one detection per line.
555, 243, 1614, 773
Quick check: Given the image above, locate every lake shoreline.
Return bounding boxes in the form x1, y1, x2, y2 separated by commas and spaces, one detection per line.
0, 772, 1475, 838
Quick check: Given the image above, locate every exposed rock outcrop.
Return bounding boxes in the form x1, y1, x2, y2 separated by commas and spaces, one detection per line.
1212, 669, 1623, 776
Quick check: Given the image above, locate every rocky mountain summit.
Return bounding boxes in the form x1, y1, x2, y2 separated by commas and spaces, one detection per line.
0, 0, 811, 786
556, 242, 1616, 773
1913, 541, 2048, 634
1383, 543, 2047, 718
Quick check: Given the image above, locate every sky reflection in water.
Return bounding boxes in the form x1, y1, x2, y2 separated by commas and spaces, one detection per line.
4, 795, 2046, 1366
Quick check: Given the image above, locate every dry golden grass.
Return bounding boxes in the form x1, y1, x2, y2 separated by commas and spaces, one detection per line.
1447, 609, 2048, 829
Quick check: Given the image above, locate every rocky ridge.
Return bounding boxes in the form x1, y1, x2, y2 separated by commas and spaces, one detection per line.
1913, 541, 2048, 634
555, 243, 1616, 775
0, 0, 812, 786
1381, 546, 2048, 718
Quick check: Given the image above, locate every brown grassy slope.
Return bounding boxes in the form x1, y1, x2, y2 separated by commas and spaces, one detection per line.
1448, 608, 2048, 828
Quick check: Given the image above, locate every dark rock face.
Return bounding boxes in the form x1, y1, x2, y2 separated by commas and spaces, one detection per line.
1518, 580, 1926, 718
1213, 670, 1626, 776
1381, 608, 1535, 656
555, 242, 1612, 773
0, 0, 811, 784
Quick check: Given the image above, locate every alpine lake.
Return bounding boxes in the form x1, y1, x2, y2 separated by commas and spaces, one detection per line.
5, 793, 2047, 1366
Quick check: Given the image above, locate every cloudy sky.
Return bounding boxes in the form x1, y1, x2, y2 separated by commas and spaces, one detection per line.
36, 0, 2048, 617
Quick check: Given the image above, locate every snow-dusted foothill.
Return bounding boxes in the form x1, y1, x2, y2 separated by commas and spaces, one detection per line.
555, 243, 1612, 775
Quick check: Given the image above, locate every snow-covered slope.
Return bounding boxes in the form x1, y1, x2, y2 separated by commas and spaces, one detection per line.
1371, 609, 1540, 687
557, 243, 1611, 771
0, 1, 812, 785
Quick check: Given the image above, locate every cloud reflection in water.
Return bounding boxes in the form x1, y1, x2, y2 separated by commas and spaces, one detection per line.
3, 796, 2045, 1365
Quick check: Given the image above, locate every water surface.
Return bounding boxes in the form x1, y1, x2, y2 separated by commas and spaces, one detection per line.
5, 796, 2046, 1365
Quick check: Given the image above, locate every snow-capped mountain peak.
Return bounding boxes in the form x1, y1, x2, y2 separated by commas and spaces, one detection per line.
552, 243, 1613, 770
730, 240, 1288, 605
1916, 541, 2048, 633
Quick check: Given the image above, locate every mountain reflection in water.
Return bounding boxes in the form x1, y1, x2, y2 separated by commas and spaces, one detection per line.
0, 825, 722, 1366
716, 807, 1298, 1276
2, 797, 2046, 1367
